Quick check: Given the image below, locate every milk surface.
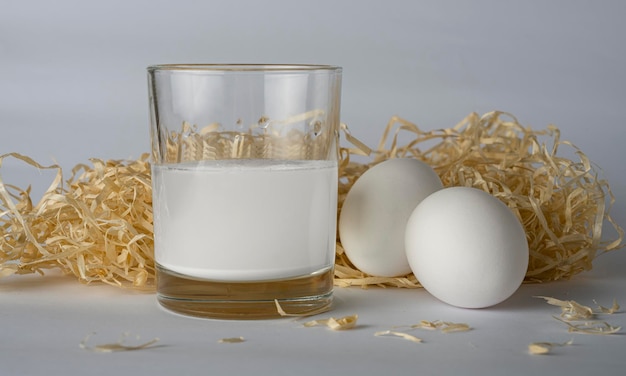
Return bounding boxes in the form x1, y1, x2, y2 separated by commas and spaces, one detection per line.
152, 159, 338, 281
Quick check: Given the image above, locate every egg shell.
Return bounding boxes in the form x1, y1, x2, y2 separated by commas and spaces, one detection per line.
339, 158, 443, 277
405, 187, 529, 308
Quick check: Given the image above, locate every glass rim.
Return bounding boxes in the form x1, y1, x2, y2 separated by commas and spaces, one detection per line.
147, 64, 342, 73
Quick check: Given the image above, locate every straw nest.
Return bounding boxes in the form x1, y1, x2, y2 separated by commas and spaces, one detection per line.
1, 111, 623, 290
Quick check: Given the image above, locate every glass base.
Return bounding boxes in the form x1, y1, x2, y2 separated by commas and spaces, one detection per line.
156, 265, 334, 319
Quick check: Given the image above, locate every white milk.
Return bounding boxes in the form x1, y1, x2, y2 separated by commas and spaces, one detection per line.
152, 159, 338, 281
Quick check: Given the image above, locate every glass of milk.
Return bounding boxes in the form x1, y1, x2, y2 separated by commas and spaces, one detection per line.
147, 65, 342, 319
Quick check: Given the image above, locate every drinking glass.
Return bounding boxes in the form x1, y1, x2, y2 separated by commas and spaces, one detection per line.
147, 64, 342, 319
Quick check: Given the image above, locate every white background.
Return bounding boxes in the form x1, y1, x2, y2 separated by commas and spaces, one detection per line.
2, 1, 625, 375
2, 1, 625, 190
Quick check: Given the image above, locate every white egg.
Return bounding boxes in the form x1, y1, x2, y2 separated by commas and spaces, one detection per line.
339, 158, 443, 277
405, 187, 529, 308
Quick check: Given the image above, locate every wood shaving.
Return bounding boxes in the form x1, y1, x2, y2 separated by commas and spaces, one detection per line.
537, 296, 622, 335
1, 153, 154, 289
535, 296, 594, 320
528, 339, 573, 355
303, 314, 358, 330
218, 337, 245, 343
594, 298, 620, 314
537, 296, 621, 320
79, 332, 160, 353
439, 323, 471, 333
374, 330, 423, 343
160, 110, 332, 163
410, 320, 471, 333
553, 316, 621, 335
1, 111, 624, 289
273, 299, 332, 317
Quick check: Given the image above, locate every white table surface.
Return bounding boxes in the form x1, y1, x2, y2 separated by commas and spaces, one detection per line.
2, 210, 625, 376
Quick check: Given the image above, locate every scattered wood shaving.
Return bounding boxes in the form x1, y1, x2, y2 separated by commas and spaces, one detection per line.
528, 343, 551, 355
303, 314, 358, 330
537, 296, 622, 335
410, 320, 471, 333
440, 323, 472, 333
535, 296, 594, 320
79, 332, 160, 353
594, 299, 620, 314
528, 339, 573, 355
374, 330, 423, 343
411, 320, 441, 331
536, 296, 621, 320
273, 299, 332, 317
218, 337, 245, 343
553, 316, 621, 335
